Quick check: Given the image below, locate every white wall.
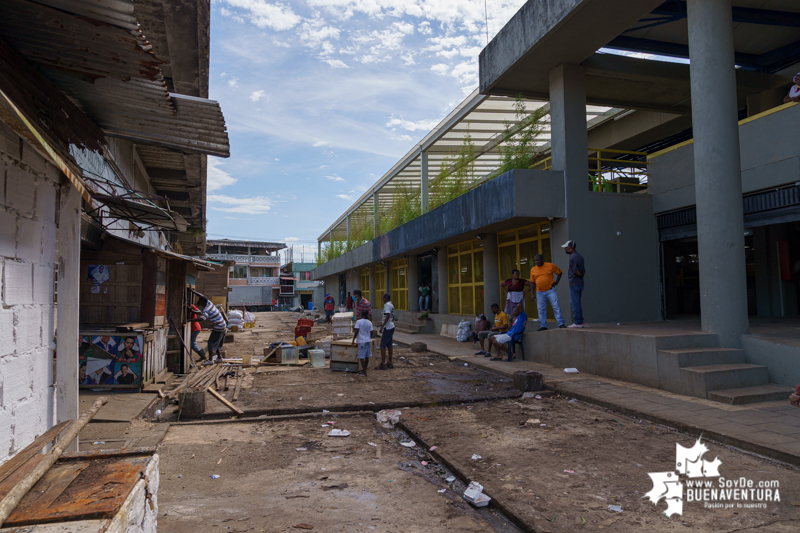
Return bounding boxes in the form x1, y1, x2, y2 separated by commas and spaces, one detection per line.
0, 121, 61, 463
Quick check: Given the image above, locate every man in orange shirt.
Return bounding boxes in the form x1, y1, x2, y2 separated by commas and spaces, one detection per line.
529, 254, 566, 331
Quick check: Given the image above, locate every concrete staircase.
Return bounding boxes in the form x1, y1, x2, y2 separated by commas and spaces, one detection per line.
393, 315, 430, 334
657, 346, 791, 405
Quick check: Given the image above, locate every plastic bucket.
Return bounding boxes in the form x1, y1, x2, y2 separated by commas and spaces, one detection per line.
308, 302, 314, 310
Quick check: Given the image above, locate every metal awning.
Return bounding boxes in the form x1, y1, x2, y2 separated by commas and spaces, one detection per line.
0, 0, 230, 157
318, 88, 624, 242
92, 194, 188, 232
106, 233, 217, 271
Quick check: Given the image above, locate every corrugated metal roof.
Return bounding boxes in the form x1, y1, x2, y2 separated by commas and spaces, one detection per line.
103, 93, 229, 157
0, 0, 229, 157
31, 0, 139, 30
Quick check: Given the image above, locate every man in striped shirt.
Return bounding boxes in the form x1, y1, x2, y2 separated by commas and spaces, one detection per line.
189, 295, 227, 364
352, 289, 372, 321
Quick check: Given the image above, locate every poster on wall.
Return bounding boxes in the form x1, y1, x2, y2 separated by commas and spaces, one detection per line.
79, 332, 143, 389
87, 265, 110, 294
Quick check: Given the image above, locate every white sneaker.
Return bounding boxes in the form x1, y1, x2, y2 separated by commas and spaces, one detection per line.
568, 324, 584, 328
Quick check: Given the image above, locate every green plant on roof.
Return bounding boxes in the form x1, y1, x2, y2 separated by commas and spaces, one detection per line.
429, 130, 476, 211
494, 96, 549, 177
378, 180, 421, 235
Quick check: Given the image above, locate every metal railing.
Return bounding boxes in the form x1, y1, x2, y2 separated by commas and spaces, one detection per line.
535, 147, 649, 192
248, 277, 279, 285
206, 253, 280, 264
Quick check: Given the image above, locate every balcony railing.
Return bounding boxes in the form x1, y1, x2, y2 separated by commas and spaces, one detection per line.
206, 253, 280, 264
248, 277, 279, 285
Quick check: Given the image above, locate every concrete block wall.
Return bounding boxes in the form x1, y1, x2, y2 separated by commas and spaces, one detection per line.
0, 122, 60, 464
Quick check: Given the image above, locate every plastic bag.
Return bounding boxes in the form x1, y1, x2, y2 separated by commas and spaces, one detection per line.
376, 409, 401, 428
228, 310, 243, 319
456, 320, 472, 342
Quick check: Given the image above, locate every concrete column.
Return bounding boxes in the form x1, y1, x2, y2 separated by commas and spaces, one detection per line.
373, 191, 380, 238
56, 184, 80, 451
368, 265, 376, 307
437, 247, 449, 314
687, 0, 748, 347
420, 152, 429, 214
548, 64, 588, 310
482, 233, 500, 318
317, 240, 321, 264
346, 215, 351, 241
407, 256, 419, 312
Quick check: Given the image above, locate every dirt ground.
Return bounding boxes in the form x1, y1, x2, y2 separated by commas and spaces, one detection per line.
157, 415, 497, 533
154, 312, 800, 532
401, 396, 800, 532
202, 349, 518, 416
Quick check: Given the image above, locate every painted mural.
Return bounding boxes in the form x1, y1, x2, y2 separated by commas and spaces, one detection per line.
79, 333, 143, 389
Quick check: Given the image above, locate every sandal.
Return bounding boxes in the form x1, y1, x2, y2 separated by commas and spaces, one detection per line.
387, 362, 394, 369
490, 356, 503, 361
377, 362, 387, 370
357, 372, 366, 377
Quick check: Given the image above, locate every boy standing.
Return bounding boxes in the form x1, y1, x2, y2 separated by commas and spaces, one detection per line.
378, 293, 395, 370
352, 309, 373, 377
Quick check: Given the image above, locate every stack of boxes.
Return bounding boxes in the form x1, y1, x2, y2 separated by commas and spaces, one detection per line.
295, 317, 314, 339
330, 312, 354, 340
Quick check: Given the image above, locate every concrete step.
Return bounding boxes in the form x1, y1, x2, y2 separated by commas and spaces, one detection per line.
658, 347, 745, 368
679, 364, 770, 398
655, 333, 720, 351
394, 322, 421, 334
707, 384, 794, 405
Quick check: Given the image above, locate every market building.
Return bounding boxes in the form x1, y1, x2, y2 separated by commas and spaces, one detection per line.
312, 0, 800, 404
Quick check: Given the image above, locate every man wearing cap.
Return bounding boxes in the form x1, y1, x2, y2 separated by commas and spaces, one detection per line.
562, 240, 586, 328
323, 293, 336, 323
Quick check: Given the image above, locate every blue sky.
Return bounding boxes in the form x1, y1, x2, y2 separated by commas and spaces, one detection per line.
205, 0, 528, 260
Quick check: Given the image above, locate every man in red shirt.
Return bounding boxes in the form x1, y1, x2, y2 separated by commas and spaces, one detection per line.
187, 303, 206, 360
324, 293, 336, 323
353, 289, 372, 321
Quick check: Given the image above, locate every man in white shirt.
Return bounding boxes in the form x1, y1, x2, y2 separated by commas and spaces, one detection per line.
351, 309, 373, 377
378, 293, 395, 370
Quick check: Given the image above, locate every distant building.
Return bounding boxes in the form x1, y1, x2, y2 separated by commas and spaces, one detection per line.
280, 262, 319, 309
205, 239, 286, 309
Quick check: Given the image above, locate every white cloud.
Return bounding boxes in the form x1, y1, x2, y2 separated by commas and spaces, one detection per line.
336, 194, 354, 201
207, 159, 238, 192
392, 134, 412, 142
386, 116, 440, 132
299, 17, 341, 49
418, 21, 432, 35
273, 40, 290, 48
275, 157, 280, 161
228, 77, 240, 88
220, 0, 300, 31
208, 194, 273, 215
324, 59, 349, 68
249, 89, 268, 102
326, 175, 345, 182
283, 237, 300, 242
313, 140, 328, 147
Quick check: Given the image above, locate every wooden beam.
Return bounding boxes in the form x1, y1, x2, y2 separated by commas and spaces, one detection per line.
208, 389, 244, 415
